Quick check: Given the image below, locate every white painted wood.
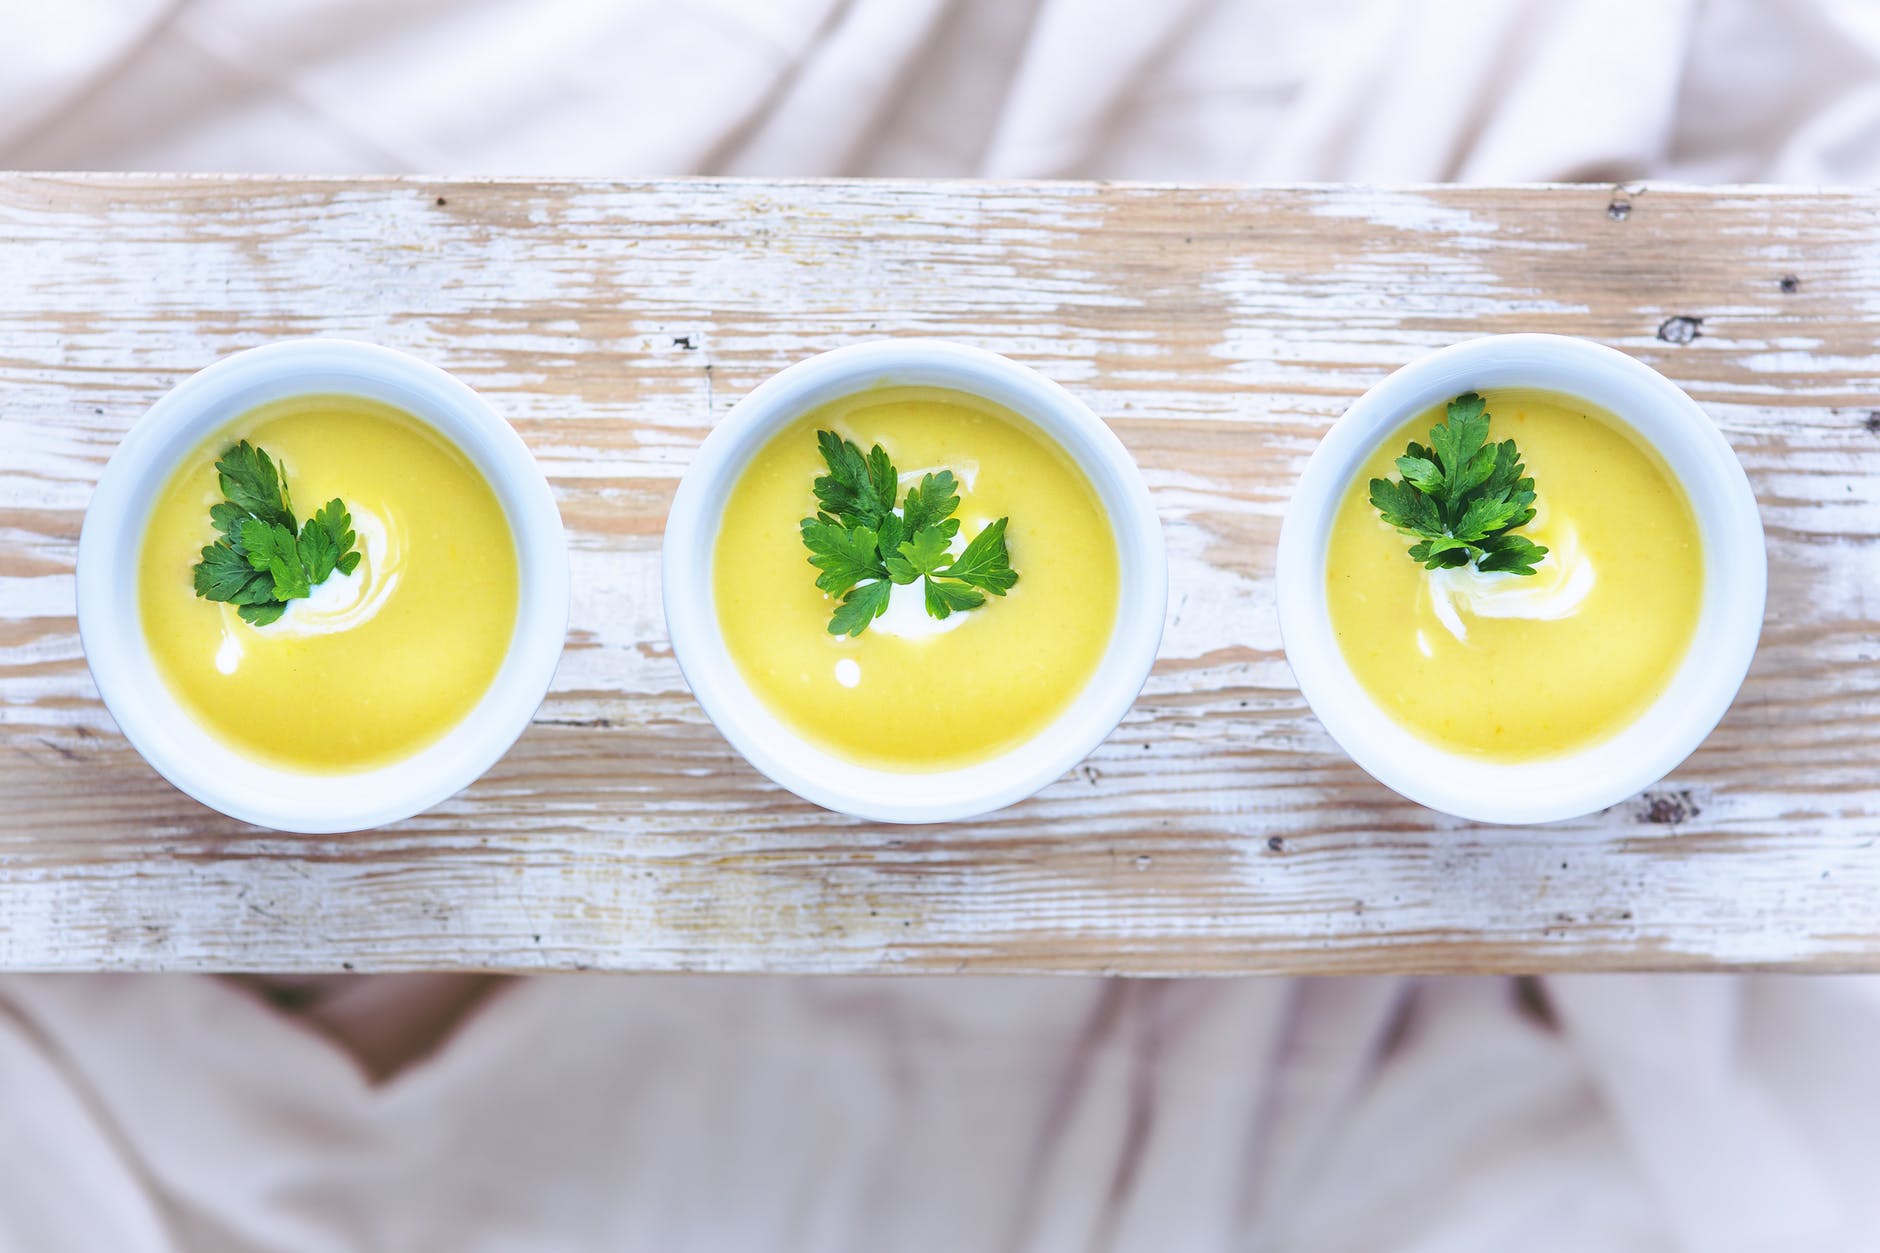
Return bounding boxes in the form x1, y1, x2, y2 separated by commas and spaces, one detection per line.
1, 175, 1876, 973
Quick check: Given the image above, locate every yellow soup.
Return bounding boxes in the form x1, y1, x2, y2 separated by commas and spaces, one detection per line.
140, 395, 519, 772
714, 387, 1120, 770
1326, 389, 1702, 760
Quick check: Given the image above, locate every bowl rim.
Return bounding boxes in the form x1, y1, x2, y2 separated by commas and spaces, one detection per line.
1275, 333, 1767, 825
75, 338, 570, 833
661, 338, 1167, 823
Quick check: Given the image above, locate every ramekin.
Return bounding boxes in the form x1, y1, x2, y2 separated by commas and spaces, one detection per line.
662, 340, 1166, 823
1276, 333, 1766, 825
76, 339, 569, 833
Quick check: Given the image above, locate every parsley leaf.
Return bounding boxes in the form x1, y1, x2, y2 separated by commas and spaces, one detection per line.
829, 577, 893, 637
812, 430, 897, 528
798, 431, 1019, 637
209, 500, 252, 546
883, 524, 953, 584
304, 498, 361, 583
215, 441, 295, 532
1475, 532, 1550, 574
190, 442, 362, 625
239, 601, 287, 627
941, 517, 1018, 595
801, 519, 887, 596
192, 542, 271, 604
924, 578, 985, 618
241, 518, 311, 602
899, 471, 961, 540
1368, 393, 1548, 577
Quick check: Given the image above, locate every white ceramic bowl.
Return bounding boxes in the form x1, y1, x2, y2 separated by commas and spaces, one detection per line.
663, 340, 1166, 823
1276, 333, 1765, 824
76, 339, 569, 833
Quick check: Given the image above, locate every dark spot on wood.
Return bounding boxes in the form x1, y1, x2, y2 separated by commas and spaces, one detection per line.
1863, 411, 1880, 435
341, 961, 354, 971
1267, 836, 1284, 853
1080, 765, 1101, 785
532, 934, 541, 943
1657, 315, 1703, 345
434, 196, 447, 207
1779, 274, 1800, 294
36, 736, 77, 761
1640, 789, 1700, 825
1606, 195, 1631, 221
671, 335, 696, 350
93, 407, 103, 415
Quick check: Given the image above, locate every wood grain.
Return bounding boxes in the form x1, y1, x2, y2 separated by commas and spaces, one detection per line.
2, 175, 1877, 974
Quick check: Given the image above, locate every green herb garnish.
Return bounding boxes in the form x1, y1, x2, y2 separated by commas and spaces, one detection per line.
190, 441, 361, 626
799, 430, 1017, 637
1368, 392, 1548, 576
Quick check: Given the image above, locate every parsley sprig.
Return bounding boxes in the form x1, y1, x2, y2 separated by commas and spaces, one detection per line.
799, 430, 1017, 637
191, 441, 362, 626
1368, 392, 1548, 576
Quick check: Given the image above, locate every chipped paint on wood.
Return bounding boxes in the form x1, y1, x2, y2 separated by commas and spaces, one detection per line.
1, 175, 1877, 973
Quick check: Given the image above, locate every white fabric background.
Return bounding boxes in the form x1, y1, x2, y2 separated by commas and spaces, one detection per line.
3, 1, 1880, 1249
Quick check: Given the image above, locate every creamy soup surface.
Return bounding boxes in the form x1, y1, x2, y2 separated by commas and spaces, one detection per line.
714, 387, 1120, 770
140, 394, 518, 772
1326, 389, 1703, 760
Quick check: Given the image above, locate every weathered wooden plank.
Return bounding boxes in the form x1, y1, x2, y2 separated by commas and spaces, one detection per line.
1, 175, 1877, 973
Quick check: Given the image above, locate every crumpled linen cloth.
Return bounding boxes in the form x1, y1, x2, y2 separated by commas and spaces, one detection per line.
4, 975, 1880, 1251
6, 0, 1880, 183
4, 0, 1880, 1249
